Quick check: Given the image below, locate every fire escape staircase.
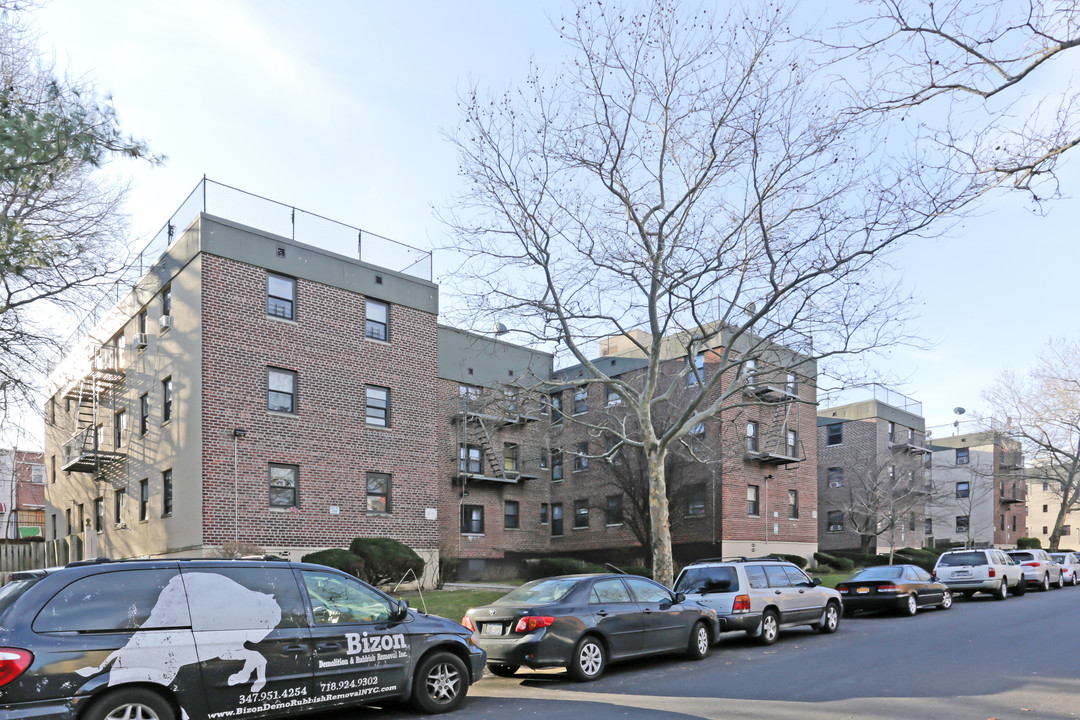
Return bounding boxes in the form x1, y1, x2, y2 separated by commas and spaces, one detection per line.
452, 401, 529, 485
60, 345, 126, 473
746, 393, 803, 466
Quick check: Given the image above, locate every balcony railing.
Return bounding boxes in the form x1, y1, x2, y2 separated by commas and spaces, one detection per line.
61, 427, 125, 473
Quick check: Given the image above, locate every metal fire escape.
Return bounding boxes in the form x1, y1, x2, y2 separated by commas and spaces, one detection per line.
60, 344, 126, 473
745, 376, 803, 465
452, 388, 540, 486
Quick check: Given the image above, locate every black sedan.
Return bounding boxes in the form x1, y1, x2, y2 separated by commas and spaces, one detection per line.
462, 573, 719, 681
835, 564, 952, 616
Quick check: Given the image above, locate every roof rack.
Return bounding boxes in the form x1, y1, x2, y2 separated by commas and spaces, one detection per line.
65, 556, 114, 567
685, 556, 791, 566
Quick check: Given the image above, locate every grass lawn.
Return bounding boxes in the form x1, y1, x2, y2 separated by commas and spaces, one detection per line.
393, 588, 509, 623
809, 571, 852, 588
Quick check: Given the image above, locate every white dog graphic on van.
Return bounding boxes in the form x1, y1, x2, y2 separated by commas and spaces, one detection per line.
77, 572, 282, 692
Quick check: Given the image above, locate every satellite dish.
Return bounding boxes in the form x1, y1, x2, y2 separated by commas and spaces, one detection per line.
953, 407, 966, 415
493, 322, 508, 335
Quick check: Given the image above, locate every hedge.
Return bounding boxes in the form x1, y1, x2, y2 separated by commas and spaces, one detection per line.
349, 537, 425, 586
300, 548, 366, 577
523, 558, 606, 580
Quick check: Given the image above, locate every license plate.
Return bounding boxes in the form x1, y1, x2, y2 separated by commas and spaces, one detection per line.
482, 623, 504, 636
953, 570, 971, 577
856, 587, 869, 594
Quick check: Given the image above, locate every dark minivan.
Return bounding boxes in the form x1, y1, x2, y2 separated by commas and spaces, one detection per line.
0, 557, 485, 719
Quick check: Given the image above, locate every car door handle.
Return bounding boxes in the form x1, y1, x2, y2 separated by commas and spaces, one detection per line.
316, 642, 341, 653
282, 644, 308, 655
643, 609, 655, 614
798, 590, 806, 594
596, 610, 609, 617
774, 590, 783, 595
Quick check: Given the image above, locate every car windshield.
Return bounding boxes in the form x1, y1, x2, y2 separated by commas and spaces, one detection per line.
938, 552, 987, 567
674, 566, 737, 594
1008, 552, 1035, 562
493, 578, 579, 605
850, 566, 903, 581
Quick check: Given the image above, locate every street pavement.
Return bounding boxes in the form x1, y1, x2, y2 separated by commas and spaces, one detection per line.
317, 584, 1080, 720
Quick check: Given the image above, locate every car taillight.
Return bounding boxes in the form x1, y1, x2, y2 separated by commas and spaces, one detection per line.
514, 616, 555, 633
0, 648, 32, 687
1022, 562, 1040, 568
732, 594, 751, 612
988, 567, 996, 578
876, 584, 900, 593
461, 616, 477, 632
836, 585, 849, 595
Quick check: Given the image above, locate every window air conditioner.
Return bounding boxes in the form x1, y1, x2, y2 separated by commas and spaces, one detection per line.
828, 481, 842, 488
828, 524, 843, 532
114, 522, 127, 529
133, 333, 148, 348
159, 315, 173, 332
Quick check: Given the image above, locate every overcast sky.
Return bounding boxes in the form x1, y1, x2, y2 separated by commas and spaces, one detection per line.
25, 0, 1080, 443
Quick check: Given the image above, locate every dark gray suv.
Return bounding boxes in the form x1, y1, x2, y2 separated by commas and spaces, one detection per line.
0, 557, 485, 719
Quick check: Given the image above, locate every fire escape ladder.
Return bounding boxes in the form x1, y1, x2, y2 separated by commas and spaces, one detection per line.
475, 415, 505, 479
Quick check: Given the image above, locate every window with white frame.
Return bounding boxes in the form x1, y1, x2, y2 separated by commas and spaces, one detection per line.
747, 485, 760, 516
268, 367, 297, 413
269, 464, 298, 508
364, 298, 389, 341
574, 442, 589, 471
746, 421, 758, 452
573, 387, 588, 414
267, 273, 296, 319
365, 385, 389, 427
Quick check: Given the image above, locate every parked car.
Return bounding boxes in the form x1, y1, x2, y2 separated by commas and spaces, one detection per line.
834, 565, 952, 616
1007, 549, 1065, 590
672, 558, 842, 645
462, 573, 718, 681
0, 557, 485, 720
932, 548, 1025, 600
1049, 552, 1080, 586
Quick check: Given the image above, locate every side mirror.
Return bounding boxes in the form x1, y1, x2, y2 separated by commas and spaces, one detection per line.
393, 599, 410, 621
811, 577, 822, 587
674, 592, 686, 604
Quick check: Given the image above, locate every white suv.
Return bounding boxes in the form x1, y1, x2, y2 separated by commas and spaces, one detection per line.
933, 548, 1025, 600
1007, 549, 1065, 591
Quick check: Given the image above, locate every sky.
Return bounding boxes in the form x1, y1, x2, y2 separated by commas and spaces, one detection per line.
19, 0, 1080, 444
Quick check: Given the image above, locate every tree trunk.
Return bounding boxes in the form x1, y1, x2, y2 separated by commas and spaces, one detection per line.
859, 534, 873, 555
647, 449, 674, 587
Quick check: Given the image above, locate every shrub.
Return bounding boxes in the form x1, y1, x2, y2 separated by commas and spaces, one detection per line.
215, 541, 267, 558
1017, 537, 1042, 549
765, 553, 808, 569
813, 552, 854, 572
301, 548, 366, 577
349, 538, 425, 586
523, 557, 606, 581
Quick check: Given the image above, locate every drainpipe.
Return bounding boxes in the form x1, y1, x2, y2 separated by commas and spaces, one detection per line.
232, 429, 247, 547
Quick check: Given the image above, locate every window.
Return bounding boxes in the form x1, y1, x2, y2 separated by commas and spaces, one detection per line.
301, 571, 392, 625
573, 387, 588, 414
788, 489, 799, 519
161, 284, 172, 317
1064, 525, 1073, 536
268, 368, 297, 413
269, 464, 298, 508
956, 481, 970, 499
574, 499, 589, 529
606, 494, 623, 525
551, 503, 564, 536
956, 447, 970, 465
1000, 515, 1005, 532
909, 514, 916, 531
690, 421, 705, 437
785, 373, 797, 395
888, 465, 896, 482
1043, 481, 1049, 491
94, 498, 104, 532
540, 503, 549, 524
364, 298, 389, 341
139, 479, 149, 521
827, 510, 843, 532
139, 394, 149, 435
747, 485, 760, 516
550, 392, 563, 424
828, 467, 843, 488
1011, 515, 1017, 532
1043, 526, 1049, 535
591, 579, 633, 604
50, 455, 55, 484
459, 384, 482, 412
95, 424, 104, 451
365, 385, 389, 426
65, 508, 72, 535
504, 500, 519, 529
138, 309, 147, 335
786, 429, 798, 457
459, 445, 481, 474
366, 472, 390, 513
606, 385, 622, 405
826, 423, 842, 446
504, 390, 518, 414
925, 518, 933, 535
745, 358, 757, 385
540, 448, 548, 469
114, 489, 125, 525
551, 449, 563, 480
47, 396, 56, 426
687, 484, 706, 517
746, 421, 758, 452
461, 504, 484, 534
162, 470, 173, 516
114, 410, 126, 449
687, 352, 705, 386
574, 441, 589, 471
1042, 504, 1048, 513
162, 377, 173, 423
503, 443, 519, 472
267, 273, 296, 319
888, 421, 896, 442
31, 465, 44, 484
955, 515, 970, 533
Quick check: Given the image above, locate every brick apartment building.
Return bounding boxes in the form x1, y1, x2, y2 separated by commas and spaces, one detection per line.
926, 431, 1025, 548
817, 391, 930, 553
44, 182, 442, 568
0, 450, 45, 538
1026, 475, 1078, 550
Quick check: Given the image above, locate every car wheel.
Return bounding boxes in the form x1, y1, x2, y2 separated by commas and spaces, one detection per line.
686, 621, 710, 660
412, 651, 469, 714
994, 580, 1008, 601
1055, 573, 1065, 589
487, 663, 519, 678
1012, 578, 1027, 596
938, 589, 952, 610
901, 594, 918, 617
1071, 574, 1078, 587
1040, 574, 1051, 592
568, 635, 606, 682
84, 688, 175, 720
816, 602, 840, 634
757, 609, 780, 645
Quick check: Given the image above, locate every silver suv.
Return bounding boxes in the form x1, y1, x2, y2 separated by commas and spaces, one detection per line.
672, 558, 841, 645
933, 548, 1025, 600
1006, 549, 1065, 591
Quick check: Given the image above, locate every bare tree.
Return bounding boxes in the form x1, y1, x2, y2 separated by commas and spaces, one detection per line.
835, 452, 928, 557
839, 0, 1080, 200
0, 7, 157, 428
440, 1, 996, 585
984, 338, 1080, 551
